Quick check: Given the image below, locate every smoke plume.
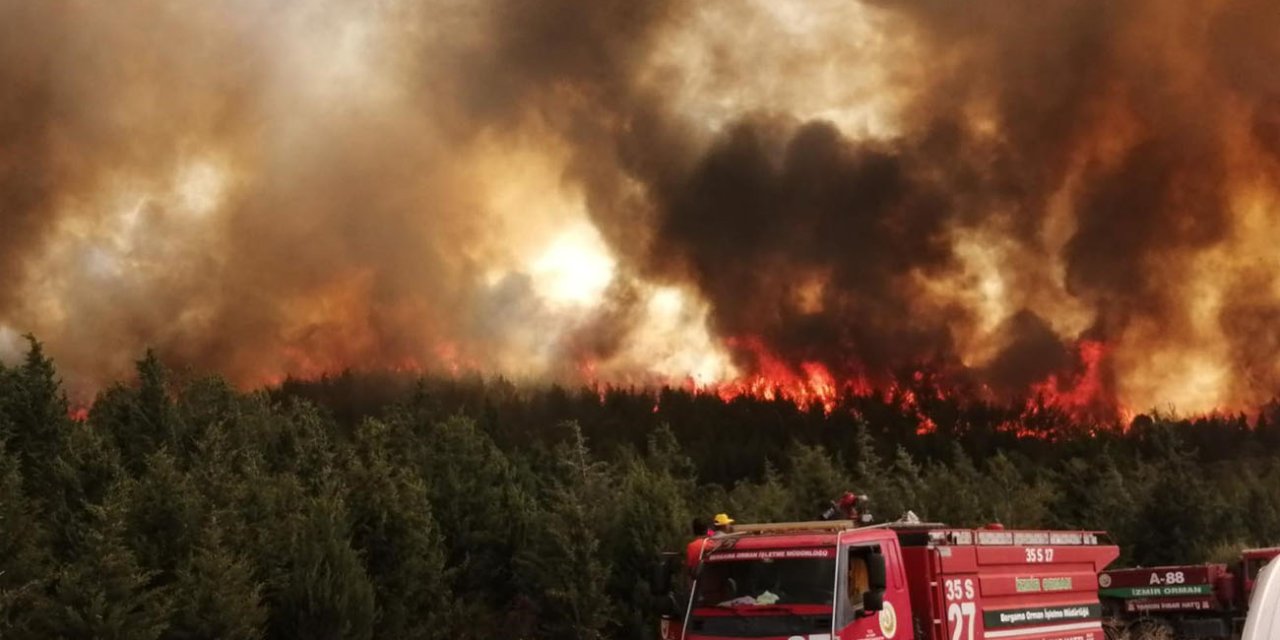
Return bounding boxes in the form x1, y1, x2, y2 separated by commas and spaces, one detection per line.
3, 0, 1280, 415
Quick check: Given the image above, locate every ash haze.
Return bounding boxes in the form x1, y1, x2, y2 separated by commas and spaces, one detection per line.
3, 0, 1280, 415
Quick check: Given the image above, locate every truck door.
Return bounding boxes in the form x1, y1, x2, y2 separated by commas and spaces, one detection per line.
836, 542, 905, 640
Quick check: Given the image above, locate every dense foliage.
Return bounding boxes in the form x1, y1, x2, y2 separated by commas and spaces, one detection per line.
3, 337, 1280, 638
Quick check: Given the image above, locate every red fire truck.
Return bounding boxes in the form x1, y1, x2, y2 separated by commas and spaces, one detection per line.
652, 516, 1120, 640
1098, 547, 1280, 639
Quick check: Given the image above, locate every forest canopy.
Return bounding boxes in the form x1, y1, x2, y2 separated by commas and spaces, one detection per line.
3, 336, 1280, 639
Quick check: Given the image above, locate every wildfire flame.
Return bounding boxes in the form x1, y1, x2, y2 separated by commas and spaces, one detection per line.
3, 0, 1279, 427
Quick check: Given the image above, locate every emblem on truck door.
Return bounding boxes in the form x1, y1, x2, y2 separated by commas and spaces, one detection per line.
879, 600, 897, 638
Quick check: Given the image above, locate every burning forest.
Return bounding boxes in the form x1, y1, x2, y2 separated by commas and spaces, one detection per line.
5, 0, 1280, 423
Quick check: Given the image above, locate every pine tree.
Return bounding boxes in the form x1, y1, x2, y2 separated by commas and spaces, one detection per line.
414, 415, 531, 608
44, 418, 127, 560
32, 482, 172, 639
0, 442, 50, 637
848, 421, 892, 521
123, 450, 204, 582
608, 431, 698, 639
343, 419, 451, 639
515, 424, 614, 639
782, 443, 850, 520
884, 446, 926, 522
982, 452, 1055, 527
727, 462, 790, 523
523, 485, 614, 640
166, 516, 268, 640
85, 350, 182, 475
2, 336, 70, 508
266, 490, 376, 640
1131, 425, 1220, 564
921, 443, 986, 526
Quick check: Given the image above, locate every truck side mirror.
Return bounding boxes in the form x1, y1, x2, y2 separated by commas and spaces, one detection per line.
862, 589, 885, 613
651, 555, 674, 596
867, 552, 887, 591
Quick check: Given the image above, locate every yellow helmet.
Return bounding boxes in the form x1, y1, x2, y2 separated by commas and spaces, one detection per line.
713, 513, 734, 527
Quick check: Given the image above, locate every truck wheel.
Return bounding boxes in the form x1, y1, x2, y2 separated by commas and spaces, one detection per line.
1128, 618, 1174, 640
1102, 618, 1125, 640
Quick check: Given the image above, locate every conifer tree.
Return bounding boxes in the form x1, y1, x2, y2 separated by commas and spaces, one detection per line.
0, 442, 50, 637
33, 483, 172, 640
415, 415, 531, 608
343, 419, 451, 639
608, 430, 698, 639
921, 443, 986, 526
2, 336, 69, 507
727, 462, 790, 523
848, 421, 893, 520
266, 490, 376, 640
982, 452, 1055, 527
167, 516, 268, 640
883, 446, 926, 521
516, 424, 614, 639
782, 443, 850, 520
124, 450, 204, 582
45, 418, 127, 559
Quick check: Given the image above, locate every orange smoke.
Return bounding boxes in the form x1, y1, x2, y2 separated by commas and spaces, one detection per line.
2, 0, 1279, 424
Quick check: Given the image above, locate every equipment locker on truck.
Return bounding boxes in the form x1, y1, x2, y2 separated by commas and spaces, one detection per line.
653, 510, 1119, 640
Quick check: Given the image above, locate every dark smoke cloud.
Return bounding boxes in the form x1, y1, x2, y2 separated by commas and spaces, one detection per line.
648, 118, 961, 377
590, 0, 1280, 409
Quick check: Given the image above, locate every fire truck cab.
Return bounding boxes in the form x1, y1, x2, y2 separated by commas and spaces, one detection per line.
654, 518, 1119, 640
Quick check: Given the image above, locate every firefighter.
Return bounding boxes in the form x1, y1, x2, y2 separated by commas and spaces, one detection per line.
822, 491, 869, 521
847, 553, 871, 611
710, 513, 734, 535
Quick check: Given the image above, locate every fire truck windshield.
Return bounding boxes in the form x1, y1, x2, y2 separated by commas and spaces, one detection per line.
686, 549, 837, 637
693, 550, 837, 608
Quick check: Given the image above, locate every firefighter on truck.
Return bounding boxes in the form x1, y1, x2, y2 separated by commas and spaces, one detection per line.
652, 492, 1120, 640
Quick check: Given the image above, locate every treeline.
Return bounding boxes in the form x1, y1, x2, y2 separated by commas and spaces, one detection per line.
2, 338, 1280, 639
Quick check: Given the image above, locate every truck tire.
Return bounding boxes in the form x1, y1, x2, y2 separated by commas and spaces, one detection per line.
1128, 618, 1175, 640
1103, 618, 1125, 640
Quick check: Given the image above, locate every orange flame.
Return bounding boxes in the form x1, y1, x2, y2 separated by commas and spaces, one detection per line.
1022, 340, 1127, 426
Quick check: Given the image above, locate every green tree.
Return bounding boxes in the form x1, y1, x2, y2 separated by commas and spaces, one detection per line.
882, 446, 926, 522
166, 516, 268, 640
266, 490, 376, 640
0, 442, 50, 637
33, 483, 172, 640
414, 415, 531, 610
45, 418, 126, 559
981, 452, 1056, 527
598, 425, 698, 639
782, 443, 850, 520
124, 451, 204, 582
921, 444, 986, 526
1131, 426, 1221, 564
343, 419, 451, 639
727, 462, 790, 524
516, 427, 614, 638
848, 422, 895, 522
1, 336, 70, 509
